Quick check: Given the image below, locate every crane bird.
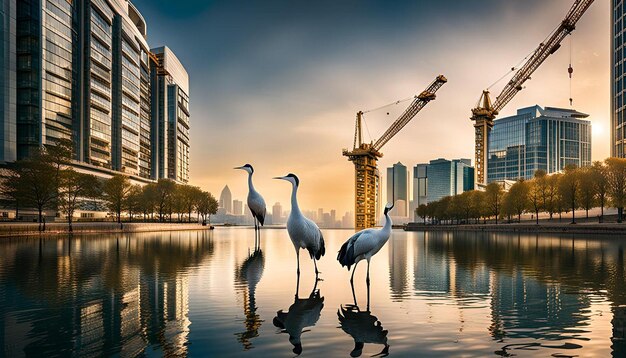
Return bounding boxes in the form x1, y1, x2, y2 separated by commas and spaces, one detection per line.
338, 202, 394, 286
274, 173, 325, 278
235, 164, 266, 247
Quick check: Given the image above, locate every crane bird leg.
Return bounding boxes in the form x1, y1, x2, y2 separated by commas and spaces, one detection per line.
296, 250, 300, 276
350, 279, 357, 306
350, 261, 359, 284
366, 260, 371, 286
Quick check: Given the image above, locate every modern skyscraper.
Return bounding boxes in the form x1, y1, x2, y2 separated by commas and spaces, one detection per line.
427, 158, 474, 203
219, 185, 232, 214
151, 46, 190, 183
613, 0, 626, 157
386, 162, 409, 217
412, 164, 428, 220
0, 0, 15, 163
3, 0, 189, 183
487, 106, 591, 182
272, 202, 282, 224
232, 199, 243, 216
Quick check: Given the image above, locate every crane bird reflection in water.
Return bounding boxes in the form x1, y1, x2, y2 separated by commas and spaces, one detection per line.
274, 173, 325, 291
235, 164, 266, 248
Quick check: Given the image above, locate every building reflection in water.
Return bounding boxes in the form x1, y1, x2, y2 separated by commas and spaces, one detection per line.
404, 231, 626, 357
273, 284, 324, 356
0, 231, 213, 357
234, 248, 265, 350
388, 236, 408, 301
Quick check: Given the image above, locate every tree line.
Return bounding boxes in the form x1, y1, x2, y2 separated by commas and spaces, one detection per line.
0, 140, 219, 232
416, 158, 626, 225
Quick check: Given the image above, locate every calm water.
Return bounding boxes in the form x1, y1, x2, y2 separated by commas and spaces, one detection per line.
1, 228, 626, 357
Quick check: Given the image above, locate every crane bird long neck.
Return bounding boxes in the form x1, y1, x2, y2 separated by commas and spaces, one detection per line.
247, 171, 255, 192
290, 184, 301, 215
383, 209, 393, 232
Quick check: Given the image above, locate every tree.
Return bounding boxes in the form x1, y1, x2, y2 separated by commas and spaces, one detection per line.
559, 165, 580, 224
15, 151, 58, 231
484, 182, 504, 224
140, 183, 158, 220
58, 169, 100, 232
606, 157, 626, 223
592, 161, 609, 222
505, 180, 529, 223
577, 166, 596, 219
103, 174, 132, 223
416, 204, 427, 224
172, 184, 186, 222
0, 165, 24, 220
184, 186, 203, 223
155, 179, 176, 222
197, 191, 218, 225
528, 179, 542, 224
124, 185, 143, 222
545, 174, 561, 220
45, 137, 73, 184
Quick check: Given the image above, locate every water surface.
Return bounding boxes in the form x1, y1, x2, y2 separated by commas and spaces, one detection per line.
1, 228, 625, 357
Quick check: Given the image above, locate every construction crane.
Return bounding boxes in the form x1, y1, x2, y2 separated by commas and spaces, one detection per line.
471, 0, 595, 186
343, 75, 447, 230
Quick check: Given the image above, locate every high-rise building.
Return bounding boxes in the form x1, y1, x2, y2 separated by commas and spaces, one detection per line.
272, 202, 282, 224
3, 0, 189, 183
427, 158, 474, 203
0, 0, 16, 163
412, 164, 428, 220
386, 162, 409, 217
219, 185, 232, 214
232, 199, 243, 216
613, 0, 626, 157
151, 46, 189, 183
487, 106, 591, 182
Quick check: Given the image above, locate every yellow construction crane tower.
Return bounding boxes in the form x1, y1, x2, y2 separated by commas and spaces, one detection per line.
343, 75, 448, 230
471, 0, 595, 186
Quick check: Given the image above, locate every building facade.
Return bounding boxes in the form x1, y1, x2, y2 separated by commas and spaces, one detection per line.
151, 46, 189, 183
386, 162, 409, 217
0, 0, 16, 163
411, 164, 428, 220
487, 106, 591, 182
426, 158, 474, 203
2, 0, 189, 183
613, 0, 626, 157
219, 185, 232, 214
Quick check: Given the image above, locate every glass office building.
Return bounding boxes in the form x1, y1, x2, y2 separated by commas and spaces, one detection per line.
613, 0, 626, 157
487, 106, 591, 182
151, 46, 190, 184
0, 0, 16, 163
386, 162, 409, 217
411, 164, 428, 220
5, 0, 189, 183
426, 158, 474, 203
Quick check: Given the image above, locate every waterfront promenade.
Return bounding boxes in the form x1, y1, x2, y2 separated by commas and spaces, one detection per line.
0, 222, 211, 237
405, 221, 626, 235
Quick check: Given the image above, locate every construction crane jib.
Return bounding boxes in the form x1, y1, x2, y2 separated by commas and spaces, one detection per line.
470, 0, 595, 186
343, 75, 448, 230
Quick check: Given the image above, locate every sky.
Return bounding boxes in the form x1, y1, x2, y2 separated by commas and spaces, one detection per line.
132, 0, 610, 215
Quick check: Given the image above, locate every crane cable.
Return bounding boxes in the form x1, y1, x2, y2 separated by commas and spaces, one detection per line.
360, 94, 415, 143
569, 34, 574, 106
482, 20, 564, 105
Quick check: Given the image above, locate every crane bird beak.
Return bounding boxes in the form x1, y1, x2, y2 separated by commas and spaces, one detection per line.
273, 176, 286, 180
234, 166, 243, 170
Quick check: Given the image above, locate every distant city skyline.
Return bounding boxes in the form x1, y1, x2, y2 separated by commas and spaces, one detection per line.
133, 0, 610, 213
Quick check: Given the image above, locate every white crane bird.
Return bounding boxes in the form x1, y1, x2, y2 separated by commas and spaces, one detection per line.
338, 203, 394, 285
274, 173, 325, 277
235, 164, 266, 247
